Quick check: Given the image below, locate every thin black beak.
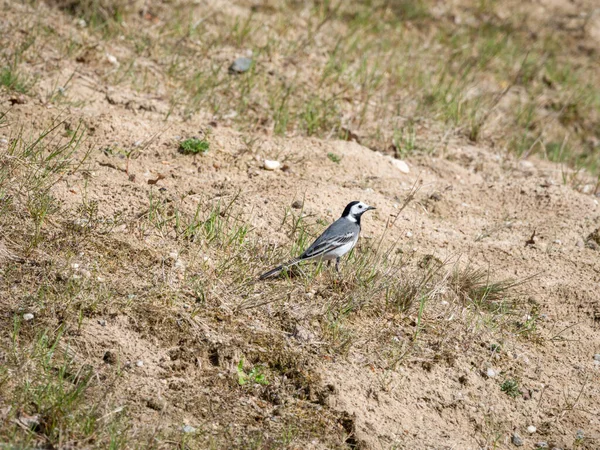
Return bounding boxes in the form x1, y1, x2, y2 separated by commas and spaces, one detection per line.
366, 206, 376, 211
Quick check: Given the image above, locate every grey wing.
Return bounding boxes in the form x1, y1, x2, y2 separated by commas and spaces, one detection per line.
301, 220, 358, 259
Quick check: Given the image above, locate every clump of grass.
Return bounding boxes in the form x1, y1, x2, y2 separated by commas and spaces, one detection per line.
450, 266, 519, 313
237, 358, 269, 386
49, 0, 131, 32
500, 379, 522, 398
0, 117, 90, 246
1, 48, 34, 94
178, 138, 209, 155
0, 64, 31, 94
327, 152, 341, 163
0, 326, 129, 448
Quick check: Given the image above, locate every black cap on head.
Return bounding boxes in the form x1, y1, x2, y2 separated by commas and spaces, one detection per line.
341, 201, 361, 217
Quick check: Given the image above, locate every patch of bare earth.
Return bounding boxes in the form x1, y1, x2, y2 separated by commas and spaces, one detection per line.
1, 0, 600, 449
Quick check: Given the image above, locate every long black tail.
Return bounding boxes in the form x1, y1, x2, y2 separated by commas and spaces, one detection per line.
259, 257, 301, 280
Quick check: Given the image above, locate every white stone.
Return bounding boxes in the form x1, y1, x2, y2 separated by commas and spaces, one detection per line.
263, 160, 281, 171
486, 368, 497, 378
527, 425, 536, 434
582, 184, 594, 194
23, 313, 34, 321
106, 54, 119, 66
406, 231, 413, 238
519, 160, 535, 170
390, 159, 410, 174
71, 263, 80, 270
136, 360, 144, 367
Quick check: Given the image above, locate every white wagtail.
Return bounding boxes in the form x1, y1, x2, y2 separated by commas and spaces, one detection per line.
259, 201, 375, 280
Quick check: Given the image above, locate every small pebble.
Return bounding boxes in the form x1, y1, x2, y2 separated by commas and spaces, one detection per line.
593, 354, 600, 362
512, 433, 524, 446
406, 231, 413, 238
106, 53, 119, 66
263, 160, 281, 171
535, 443, 548, 449
291, 200, 303, 209
97, 319, 106, 326
576, 429, 584, 440
486, 368, 497, 378
527, 425, 536, 434
182, 425, 196, 433
581, 184, 594, 194
136, 360, 144, 367
23, 313, 34, 321
519, 160, 535, 170
391, 158, 410, 174
71, 263, 80, 270
228, 57, 252, 74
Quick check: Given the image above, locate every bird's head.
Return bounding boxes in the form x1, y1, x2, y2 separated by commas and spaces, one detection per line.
342, 201, 375, 222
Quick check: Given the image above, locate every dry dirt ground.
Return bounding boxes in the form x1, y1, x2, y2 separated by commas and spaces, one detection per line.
1, 0, 600, 449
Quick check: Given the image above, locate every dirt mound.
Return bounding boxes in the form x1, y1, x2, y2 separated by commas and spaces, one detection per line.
1, 0, 600, 448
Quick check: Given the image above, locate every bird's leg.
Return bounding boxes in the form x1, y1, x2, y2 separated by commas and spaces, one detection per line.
335, 257, 340, 274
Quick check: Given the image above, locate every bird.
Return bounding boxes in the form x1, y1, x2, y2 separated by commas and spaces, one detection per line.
259, 201, 375, 280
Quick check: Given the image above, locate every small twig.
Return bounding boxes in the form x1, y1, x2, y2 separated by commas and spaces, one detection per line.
98, 161, 126, 173
549, 321, 581, 341
524, 229, 536, 247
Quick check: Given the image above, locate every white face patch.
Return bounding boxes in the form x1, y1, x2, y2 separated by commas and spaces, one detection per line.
349, 202, 370, 217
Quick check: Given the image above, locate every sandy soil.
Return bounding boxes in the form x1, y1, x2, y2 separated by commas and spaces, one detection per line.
1, 0, 600, 449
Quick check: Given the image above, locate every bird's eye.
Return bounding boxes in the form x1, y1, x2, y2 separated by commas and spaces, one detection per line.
359, 205, 363, 208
